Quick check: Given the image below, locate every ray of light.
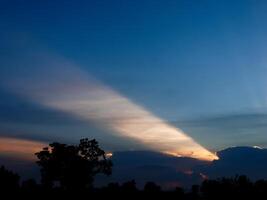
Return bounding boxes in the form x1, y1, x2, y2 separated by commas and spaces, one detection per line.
2, 53, 218, 161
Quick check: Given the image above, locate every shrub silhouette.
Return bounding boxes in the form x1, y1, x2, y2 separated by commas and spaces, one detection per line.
121, 180, 138, 193
35, 138, 112, 190
201, 175, 254, 199
21, 179, 39, 193
104, 182, 121, 192
144, 182, 161, 192
0, 165, 20, 192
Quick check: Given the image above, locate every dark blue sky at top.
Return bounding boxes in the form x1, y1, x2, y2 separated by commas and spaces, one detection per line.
1, 0, 267, 150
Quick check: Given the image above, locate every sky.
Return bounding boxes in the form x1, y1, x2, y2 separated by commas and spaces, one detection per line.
1, 0, 267, 161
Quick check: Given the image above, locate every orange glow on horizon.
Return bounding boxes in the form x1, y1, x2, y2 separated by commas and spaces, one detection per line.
0, 137, 46, 161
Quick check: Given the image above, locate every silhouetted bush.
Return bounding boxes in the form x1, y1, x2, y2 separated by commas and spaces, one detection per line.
104, 182, 121, 192
121, 180, 138, 193
0, 165, 20, 192
175, 187, 185, 198
21, 179, 38, 191
201, 175, 254, 199
144, 181, 161, 193
254, 179, 267, 198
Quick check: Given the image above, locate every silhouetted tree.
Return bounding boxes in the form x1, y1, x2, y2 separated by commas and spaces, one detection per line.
201, 175, 254, 199
21, 179, 38, 192
103, 182, 121, 193
201, 179, 221, 199
144, 182, 161, 193
235, 175, 253, 198
175, 186, 185, 198
35, 138, 112, 190
121, 180, 138, 193
191, 184, 200, 199
0, 165, 20, 192
254, 179, 267, 198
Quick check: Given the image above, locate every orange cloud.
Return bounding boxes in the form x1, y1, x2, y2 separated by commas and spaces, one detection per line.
0, 137, 46, 161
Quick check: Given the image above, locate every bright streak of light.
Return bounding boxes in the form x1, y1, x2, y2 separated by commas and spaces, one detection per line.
253, 145, 262, 149
3, 55, 218, 161
105, 152, 113, 158
0, 137, 45, 161
46, 86, 217, 161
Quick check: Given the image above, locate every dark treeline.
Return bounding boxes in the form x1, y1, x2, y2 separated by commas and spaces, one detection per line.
1, 138, 267, 199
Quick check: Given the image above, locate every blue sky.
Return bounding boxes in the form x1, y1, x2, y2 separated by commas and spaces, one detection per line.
1, 0, 267, 154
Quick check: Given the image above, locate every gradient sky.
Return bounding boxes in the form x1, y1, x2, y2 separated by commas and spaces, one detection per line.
1, 0, 267, 158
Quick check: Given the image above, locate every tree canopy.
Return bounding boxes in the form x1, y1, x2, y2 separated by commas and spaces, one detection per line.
35, 138, 112, 190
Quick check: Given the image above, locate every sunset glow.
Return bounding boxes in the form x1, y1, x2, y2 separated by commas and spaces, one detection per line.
0, 137, 45, 161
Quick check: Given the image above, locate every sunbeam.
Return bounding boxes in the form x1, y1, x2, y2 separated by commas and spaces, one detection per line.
2, 52, 218, 161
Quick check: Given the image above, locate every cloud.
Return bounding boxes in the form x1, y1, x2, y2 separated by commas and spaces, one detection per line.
178, 113, 267, 129
174, 112, 267, 150
96, 151, 207, 189
0, 137, 45, 161
195, 146, 267, 180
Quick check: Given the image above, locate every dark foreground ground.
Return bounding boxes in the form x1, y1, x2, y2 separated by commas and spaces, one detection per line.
2, 178, 267, 200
